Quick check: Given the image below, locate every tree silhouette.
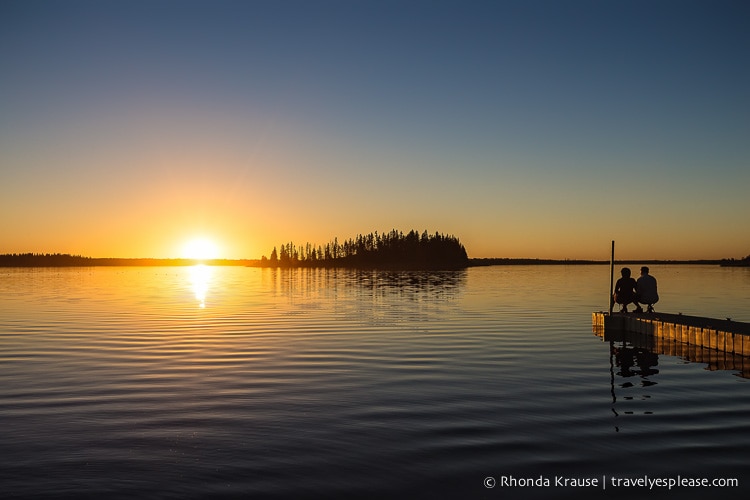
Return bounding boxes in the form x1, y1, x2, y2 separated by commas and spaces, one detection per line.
259, 229, 469, 269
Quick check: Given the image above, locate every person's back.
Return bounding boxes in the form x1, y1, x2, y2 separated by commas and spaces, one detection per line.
636, 267, 659, 307
613, 267, 638, 312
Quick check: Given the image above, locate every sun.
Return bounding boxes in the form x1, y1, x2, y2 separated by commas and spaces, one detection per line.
181, 237, 220, 261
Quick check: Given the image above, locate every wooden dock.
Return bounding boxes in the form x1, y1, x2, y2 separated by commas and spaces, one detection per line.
593, 311, 750, 377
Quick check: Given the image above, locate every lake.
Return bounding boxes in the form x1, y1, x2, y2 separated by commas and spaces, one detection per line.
1, 265, 749, 499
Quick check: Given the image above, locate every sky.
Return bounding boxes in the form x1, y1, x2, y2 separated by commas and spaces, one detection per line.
1, 0, 748, 260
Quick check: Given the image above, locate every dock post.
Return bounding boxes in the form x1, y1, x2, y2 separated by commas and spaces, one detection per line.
608, 240, 615, 314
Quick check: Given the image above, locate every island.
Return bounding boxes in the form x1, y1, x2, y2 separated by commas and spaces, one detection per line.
258, 230, 469, 270
720, 254, 750, 267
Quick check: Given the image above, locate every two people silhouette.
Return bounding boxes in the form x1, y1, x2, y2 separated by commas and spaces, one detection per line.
613, 266, 659, 313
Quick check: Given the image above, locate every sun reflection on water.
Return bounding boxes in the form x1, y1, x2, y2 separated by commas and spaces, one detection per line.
188, 264, 212, 308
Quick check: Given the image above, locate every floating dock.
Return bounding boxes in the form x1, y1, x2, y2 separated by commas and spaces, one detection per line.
593, 311, 750, 377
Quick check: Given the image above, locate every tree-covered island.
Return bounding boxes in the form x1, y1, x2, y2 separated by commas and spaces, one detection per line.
720, 254, 750, 267
260, 229, 469, 270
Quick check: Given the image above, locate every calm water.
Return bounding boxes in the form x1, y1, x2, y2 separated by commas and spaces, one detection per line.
1, 265, 749, 499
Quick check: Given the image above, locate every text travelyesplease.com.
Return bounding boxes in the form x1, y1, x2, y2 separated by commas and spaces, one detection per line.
484, 475, 739, 490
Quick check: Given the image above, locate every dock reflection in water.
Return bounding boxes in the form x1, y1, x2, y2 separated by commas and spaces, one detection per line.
596, 325, 750, 379
597, 323, 750, 438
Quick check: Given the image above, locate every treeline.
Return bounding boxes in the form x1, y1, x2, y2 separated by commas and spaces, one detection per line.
469, 258, 726, 266
469, 258, 602, 266
260, 229, 469, 269
0, 253, 95, 266
720, 254, 750, 267
0, 253, 258, 267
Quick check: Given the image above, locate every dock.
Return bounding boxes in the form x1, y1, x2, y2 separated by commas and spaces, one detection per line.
593, 311, 750, 377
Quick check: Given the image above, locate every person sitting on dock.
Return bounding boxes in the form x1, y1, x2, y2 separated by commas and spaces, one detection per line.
613, 267, 638, 313
634, 266, 659, 313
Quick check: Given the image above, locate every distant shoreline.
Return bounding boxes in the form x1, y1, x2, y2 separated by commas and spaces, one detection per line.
468, 258, 726, 266
0, 254, 733, 268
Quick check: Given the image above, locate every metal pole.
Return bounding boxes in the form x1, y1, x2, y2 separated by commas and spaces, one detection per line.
608, 240, 615, 314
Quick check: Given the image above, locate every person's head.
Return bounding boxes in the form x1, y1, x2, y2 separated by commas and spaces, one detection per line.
621, 267, 631, 278
641, 266, 649, 275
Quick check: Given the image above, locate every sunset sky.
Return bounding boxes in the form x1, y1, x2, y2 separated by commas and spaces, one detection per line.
2, 0, 748, 260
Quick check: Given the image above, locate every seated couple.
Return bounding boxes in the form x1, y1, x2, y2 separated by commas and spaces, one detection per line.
613, 266, 659, 313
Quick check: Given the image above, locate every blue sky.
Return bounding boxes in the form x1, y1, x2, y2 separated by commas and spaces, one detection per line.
1, 0, 748, 259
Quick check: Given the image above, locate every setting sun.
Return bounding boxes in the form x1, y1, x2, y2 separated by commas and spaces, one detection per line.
181, 238, 220, 260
